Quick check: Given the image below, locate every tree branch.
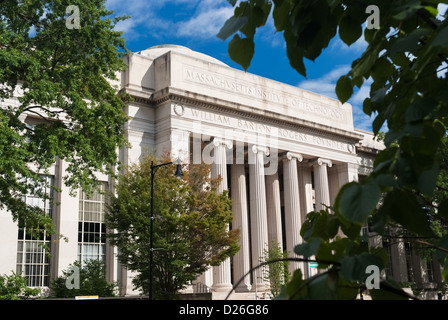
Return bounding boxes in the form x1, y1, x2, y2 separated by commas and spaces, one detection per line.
225, 257, 340, 300
413, 239, 448, 254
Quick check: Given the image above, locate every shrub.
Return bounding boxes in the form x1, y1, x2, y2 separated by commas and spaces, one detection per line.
50, 260, 118, 298
0, 272, 40, 300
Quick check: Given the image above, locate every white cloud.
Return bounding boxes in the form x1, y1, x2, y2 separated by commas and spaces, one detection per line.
176, 3, 234, 38
438, 3, 448, 19
330, 36, 368, 55
106, 0, 234, 40
298, 65, 350, 99
438, 61, 448, 78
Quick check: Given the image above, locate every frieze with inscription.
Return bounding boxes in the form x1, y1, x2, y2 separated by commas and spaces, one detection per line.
175, 104, 356, 154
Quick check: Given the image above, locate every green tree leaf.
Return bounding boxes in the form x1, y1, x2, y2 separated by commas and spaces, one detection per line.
335, 75, 353, 103
380, 189, 434, 237
339, 253, 384, 282
294, 238, 320, 258
431, 24, 448, 48
336, 181, 381, 224
228, 34, 255, 71
217, 16, 248, 40
338, 15, 362, 46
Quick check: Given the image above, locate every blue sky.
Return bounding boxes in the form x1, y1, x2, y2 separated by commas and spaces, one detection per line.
104, 0, 446, 132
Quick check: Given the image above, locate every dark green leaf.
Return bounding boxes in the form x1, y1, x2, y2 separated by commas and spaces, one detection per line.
431, 24, 448, 48
294, 238, 320, 258
228, 34, 255, 71
438, 199, 448, 221
380, 189, 434, 237
369, 210, 386, 235
284, 29, 307, 76
308, 273, 337, 300
388, 28, 430, 57
338, 16, 362, 46
392, 2, 423, 20
405, 97, 437, 123
371, 57, 394, 81
435, 235, 448, 266
336, 181, 381, 224
217, 16, 248, 40
370, 280, 411, 300
272, 0, 292, 31
335, 75, 353, 103
285, 268, 307, 299
339, 253, 384, 282
417, 160, 439, 196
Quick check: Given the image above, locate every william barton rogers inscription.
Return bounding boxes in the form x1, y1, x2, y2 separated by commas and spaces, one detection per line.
185, 107, 355, 154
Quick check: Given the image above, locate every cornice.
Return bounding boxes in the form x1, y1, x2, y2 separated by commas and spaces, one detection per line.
124, 86, 365, 145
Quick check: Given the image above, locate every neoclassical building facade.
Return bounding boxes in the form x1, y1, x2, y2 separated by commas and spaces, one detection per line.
0, 45, 442, 299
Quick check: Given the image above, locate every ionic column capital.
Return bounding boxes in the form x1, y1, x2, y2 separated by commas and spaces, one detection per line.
282, 151, 303, 162
250, 144, 269, 156
213, 137, 233, 149
312, 158, 333, 167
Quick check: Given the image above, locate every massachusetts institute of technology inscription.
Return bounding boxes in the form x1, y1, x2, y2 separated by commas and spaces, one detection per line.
183, 66, 348, 125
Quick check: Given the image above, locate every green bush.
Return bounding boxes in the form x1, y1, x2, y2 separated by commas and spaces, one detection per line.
50, 260, 118, 298
0, 272, 40, 300
261, 241, 290, 298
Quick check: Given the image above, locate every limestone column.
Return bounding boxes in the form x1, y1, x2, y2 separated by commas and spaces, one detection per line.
338, 163, 359, 185
282, 152, 304, 275
313, 158, 333, 212
249, 145, 269, 292
211, 138, 233, 292
211, 138, 232, 192
265, 172, 283, 250
298, 163, 314, 220
231, 164, 251, 292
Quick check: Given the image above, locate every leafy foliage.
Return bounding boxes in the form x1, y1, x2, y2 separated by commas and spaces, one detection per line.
105, 155, 239, 299
0, 272, 40, 300
50, 260, 118, 298
219, 0, 448, 299
260, 241, 290, 298
0, 0, 129, 234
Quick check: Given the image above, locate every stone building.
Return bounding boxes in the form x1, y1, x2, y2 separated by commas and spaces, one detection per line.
0, 44, 443, 299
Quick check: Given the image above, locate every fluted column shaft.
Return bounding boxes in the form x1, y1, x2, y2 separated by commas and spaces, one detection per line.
231, 164, 251, 292
265, 172, 283, 250
313, 158, 333, 212
298, 164, 314, 217
211, 138, 233, 292
249, 145, 269, 292
282, 152, 304, 274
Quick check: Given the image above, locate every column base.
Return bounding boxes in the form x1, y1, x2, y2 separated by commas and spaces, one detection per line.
234, 284, 252, 293
250, 282, 266, 293
211, 283, 234, 292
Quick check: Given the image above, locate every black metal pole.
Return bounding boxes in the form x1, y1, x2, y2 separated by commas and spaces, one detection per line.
149, 161, 155, 300
149, 160, 179, 300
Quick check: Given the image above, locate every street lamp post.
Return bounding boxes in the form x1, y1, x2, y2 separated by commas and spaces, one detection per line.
149, 158, 183, 300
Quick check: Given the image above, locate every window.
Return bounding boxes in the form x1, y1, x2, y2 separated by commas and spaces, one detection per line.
16, 176, 53, 287
404, 242, 415, 283
382, 238, 393, 278
426, 259, 435, 283
78, 183, 107, 265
